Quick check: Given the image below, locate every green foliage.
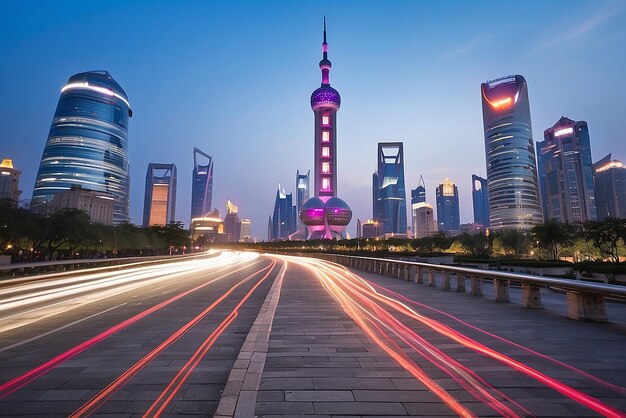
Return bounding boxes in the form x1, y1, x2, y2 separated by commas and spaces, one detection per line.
583, 218, 626, 263
531, 219, 577, 260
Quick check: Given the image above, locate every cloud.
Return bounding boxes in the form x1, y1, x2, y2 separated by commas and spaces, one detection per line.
440, 40, 481, 59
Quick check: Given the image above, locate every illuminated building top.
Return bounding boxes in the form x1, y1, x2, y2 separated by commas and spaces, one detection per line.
311, 17, 341, 111
0, 159, 14, 169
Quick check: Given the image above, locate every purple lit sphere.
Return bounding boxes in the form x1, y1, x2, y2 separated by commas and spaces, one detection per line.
323, 197, 352, 227
311, 86, 341, 110
299, 197, 326, 226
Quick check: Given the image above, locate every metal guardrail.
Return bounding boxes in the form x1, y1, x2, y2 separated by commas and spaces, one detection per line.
315, 253, 626, 322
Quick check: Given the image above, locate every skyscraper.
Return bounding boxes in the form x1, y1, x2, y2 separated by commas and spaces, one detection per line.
31, 71, 131, 224
224, 200, 241, 243
0, 159, 22, 204
240, 219, 252, 242
411, 175, 426, 205
373, 142, 408, 235
191, 147, 213, 221
299, 18, 352, 239
296, 170, 310, 232
143, 163, 177, 226
537, 117, 596, 223
356, 218, 362, 238
481, 75, 543, 230
593, 154, 626, 220
271, 185, 297, 241
436, 178, 460, 232
412, 203, 437, 239
471, 174, 489, 227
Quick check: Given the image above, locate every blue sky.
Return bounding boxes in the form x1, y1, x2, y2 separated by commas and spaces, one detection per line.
1, 1, 625, 239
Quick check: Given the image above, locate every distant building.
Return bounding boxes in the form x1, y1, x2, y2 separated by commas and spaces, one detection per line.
412, 202, 436, 239
593, 154, 626, 220
190, 209, 224, 242
296, 170, 310, 233
240, 219, 252, 242
223, 200, 241, 243
0, 159, 22, 204
436, 178, 460, 232
50, 185, 114, 225
191, 147, 214, 221
471, 175, 489, 227
270, 185, 297, 241
411, 175, 426, 205
537, 117, 596, 223
460, 223, 484, 235
362, 219, 382, 238
143, 163, 177, 226
373, 142, 408, 235
31, 71, 131, 224
356, 218, 362, 238
481, 75, 542, 230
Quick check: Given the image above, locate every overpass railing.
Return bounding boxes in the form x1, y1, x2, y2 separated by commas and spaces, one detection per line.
315, 253, 626, 323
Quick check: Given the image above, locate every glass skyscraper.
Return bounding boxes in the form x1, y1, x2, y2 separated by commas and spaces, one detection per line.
436, 178, 460, 232
271, 185, 296, 241
296, 169, 310, 232
593, 154, 626, 220
481, 75, 543, 230
537, 117, 596, 223
32, 71, 132, 224
411, 175, 426, 205
471, 174, 490, 227
143, 163, 177, 226
191, 147, 213, 221
373, 142, 408, 235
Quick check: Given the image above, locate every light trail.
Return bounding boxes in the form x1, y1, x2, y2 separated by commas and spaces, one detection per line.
0, 253, 260, 400
283, 256, 626, 418
70, 260, 276, 417
143, 260, 280, 417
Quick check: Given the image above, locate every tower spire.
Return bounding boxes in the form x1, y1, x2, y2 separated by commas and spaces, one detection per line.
323, 15, 327, 44
319, 16, 331, 86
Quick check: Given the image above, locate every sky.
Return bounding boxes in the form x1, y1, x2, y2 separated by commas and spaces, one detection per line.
1, 0, 625, 239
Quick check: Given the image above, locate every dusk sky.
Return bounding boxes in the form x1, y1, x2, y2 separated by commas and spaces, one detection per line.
1, 0, 625, 239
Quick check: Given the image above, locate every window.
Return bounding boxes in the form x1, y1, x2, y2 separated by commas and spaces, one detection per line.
322, 162, 330, 173
322, 178, 330, 190
322, 131, 330, 142
322, 147, 330, 157
322, 115, 330, 125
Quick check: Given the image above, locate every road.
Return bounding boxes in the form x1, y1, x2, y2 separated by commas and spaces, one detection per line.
0, 252, 625, 417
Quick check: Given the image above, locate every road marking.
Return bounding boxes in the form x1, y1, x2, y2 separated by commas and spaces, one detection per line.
0, 303, 127, 353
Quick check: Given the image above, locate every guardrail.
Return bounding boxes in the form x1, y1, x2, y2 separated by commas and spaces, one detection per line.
315, 253, 626, 323
0, 252, 215, 279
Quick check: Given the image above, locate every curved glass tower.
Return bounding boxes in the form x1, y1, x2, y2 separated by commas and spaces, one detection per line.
32, 71, 132, 224
481, 75, 542, 230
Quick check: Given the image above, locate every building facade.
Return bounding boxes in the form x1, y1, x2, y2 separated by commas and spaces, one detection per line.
191, 147, 213, 221
593, 154, 626, 220
481, 75, 543, 230
143, 163, 177, 226
50, 185, 114, 225
373, 142, 408, 235
471, 174, 489, 227
362, 220, 382, 238
412, 202, 437, 239
296, 169, 310, 232
411, 175, 426, 205
271, 186, 297, 241
31, 71, 131, 224
436, 178, 460, 232
223, 200, 241, 243
190, 209, 224, 243
537, 117, 596, 223
0, 159, 22, 204
240, 219, 252, 242
299, 18, 352, 239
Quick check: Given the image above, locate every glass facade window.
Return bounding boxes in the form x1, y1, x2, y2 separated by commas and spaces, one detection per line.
191, 147, 213, 221
322, 178, 330, 190
372, 142, 408, 235
31, 71, 132, 224
322, 162, 330, 173
322, 147, 330, 157
322, 131, 330, 142
322, 115, 330, 125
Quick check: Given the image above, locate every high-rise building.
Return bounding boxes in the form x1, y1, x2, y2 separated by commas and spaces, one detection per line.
471, 174, 489, 227
240, 219, 252, 242
191, 209, 223, 243
50, 185, 114, 225
362, 219, 382, 238
436, 178, 460, 232
223, 200, 241, 243
31, 71, 132, 224
296, 170, 310, 232
593, 154, 626, 220
411, 175, 426, 205
373, 142, 407, 235
537, 117, 596, 223
356, 218, 362, 238
481, 75, 543, 230
271, 185, 297, 241
143, 163, 177, 226
191, 147, 213, 221
412, 202, 437, 239
299, 18, 352, 239
0, 159, 22, 204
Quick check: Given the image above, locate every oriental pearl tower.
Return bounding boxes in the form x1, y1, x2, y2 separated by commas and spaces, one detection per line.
299, 17, 352, 239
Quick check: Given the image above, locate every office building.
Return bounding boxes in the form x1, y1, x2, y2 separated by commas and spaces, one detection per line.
191, 147, 214, 220
436, 178, 460, 232
481, 75, 543, 230
271, 185, 297, 241
191, 209, 224, 242
240, 219, 252, 242
224, 200, 241, 243
356, 218, 362, 238
143, 163, 177, 226
412, 202, 437, 239
411, 175, 426, 205
296, 170, 310, 232
299, 18, 352, 239
50, 185, 114, 225
0, 159, 22, 204
593, 154, 626, 219
31, 71, 132, 224
537, 117, 596, 223
471, 174, 489, 227
362, 220, 382, 238
373, 142, 408, 235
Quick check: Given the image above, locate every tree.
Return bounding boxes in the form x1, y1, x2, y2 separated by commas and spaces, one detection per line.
531, 219, 576, 260
457, 233, 492, 258
583, 218, 626, 263
497, 229, 529, 258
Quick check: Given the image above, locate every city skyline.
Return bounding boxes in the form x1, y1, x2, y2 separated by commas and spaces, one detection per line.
2, 1, 626, 238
